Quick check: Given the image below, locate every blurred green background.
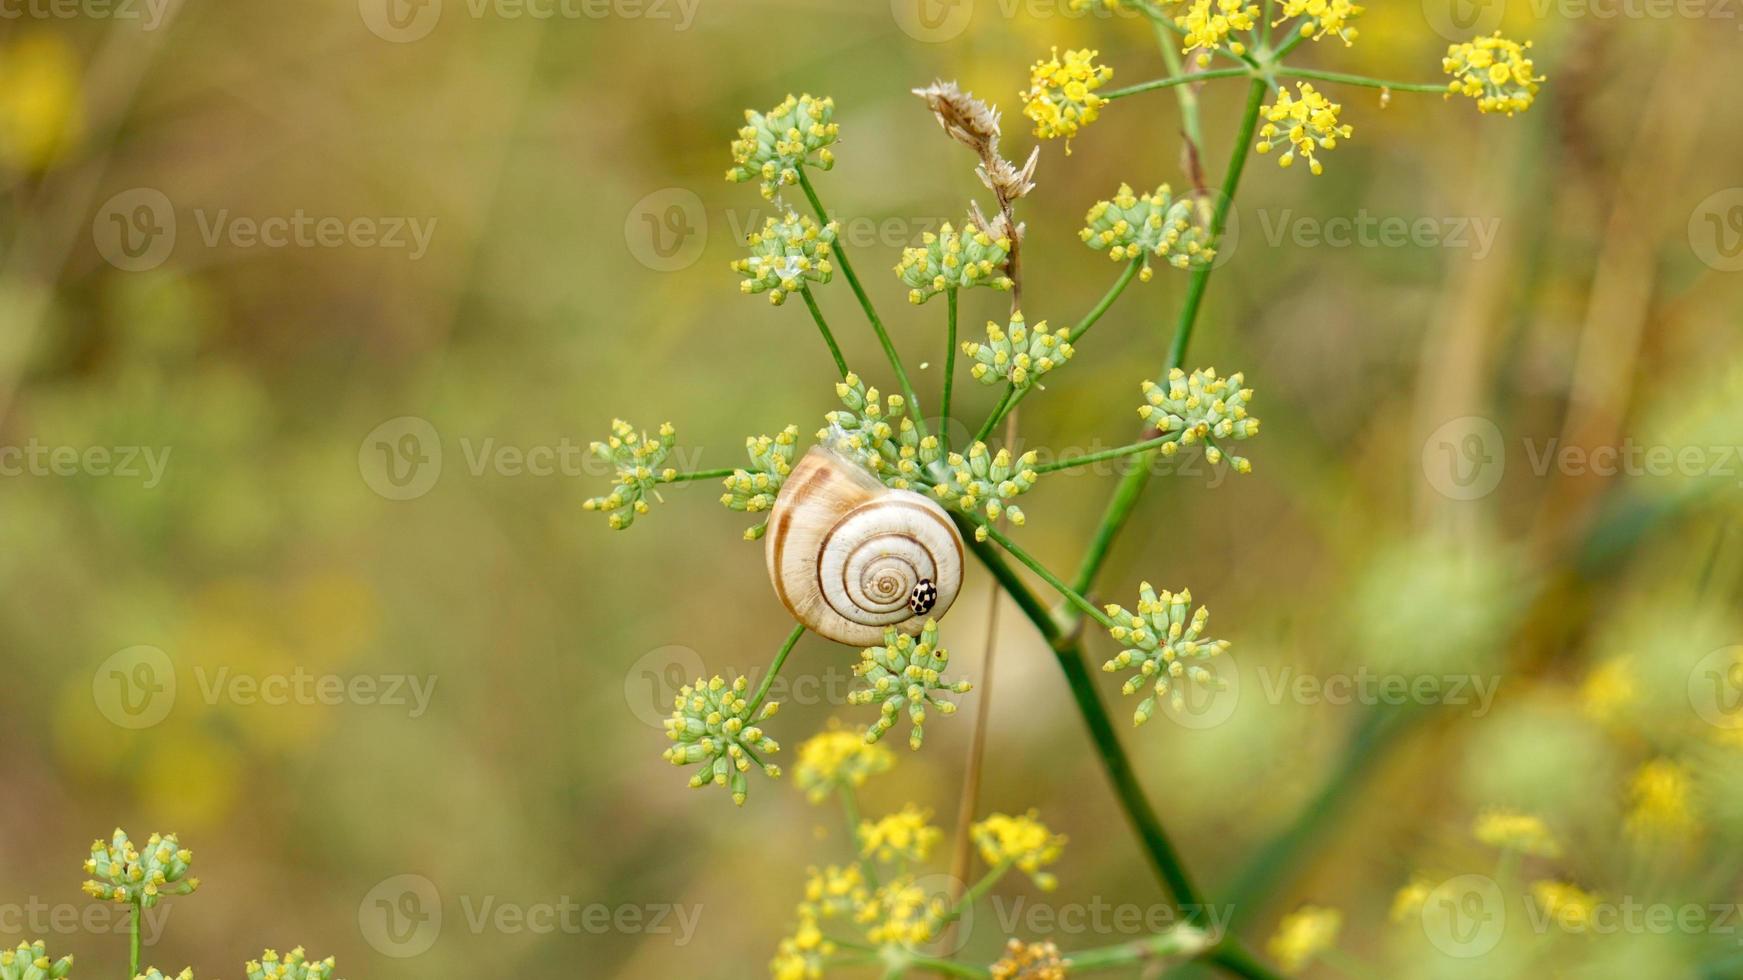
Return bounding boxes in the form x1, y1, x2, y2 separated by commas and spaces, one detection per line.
2, 1, 1741, 977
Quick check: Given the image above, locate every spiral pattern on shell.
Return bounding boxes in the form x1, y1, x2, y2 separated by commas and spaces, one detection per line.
765, 445, 965, 646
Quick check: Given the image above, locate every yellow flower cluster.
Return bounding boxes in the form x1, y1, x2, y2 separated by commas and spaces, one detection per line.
772, 865, 868, 980
971, 811, 1067, 891
1266, 905, 1340, 975
1472, 807, 1561, 857
1175, 0, 1259, 64
1532, 880, 1599, 931
990, 938, 1067, 979
856, 878, 946, 946
1625, 757, 1696, 841
1389, 875, 1431, 922
1275, 0, 1361, 45
1443, 32, 1543, 116
792, 725, 894, 804
1020, 48, 1113, 151
1255, 82, 1350, 176
858, 804, 942, 864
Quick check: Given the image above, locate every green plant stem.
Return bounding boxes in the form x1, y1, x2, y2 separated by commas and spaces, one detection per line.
1033, 433, 1184, 475
973, 522, 1113, 630
660, 467, 738, 484
746, 624, 804, 716
840, 784, 880, 889
942, 288, 958, 451
1070, 76, 1267, 601
130, 901, 141, 979
1065, 927, 1210, 971
800, 285, 850, 378
1107, 67, 1250, 100
1205, 941, 1286, 980
1153, 17, 1206, 156
938, 863, 1006, 928
903, 954, 988, 979
1275, 66, 1445, 93
796, 167, 929, 439
972, 386, 1017, 447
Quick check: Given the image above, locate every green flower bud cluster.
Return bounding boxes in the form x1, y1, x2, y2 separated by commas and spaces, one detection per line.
726, 94, 839, 199
961, 312, 1074, 390
246, 949, 337, 980
848, 620, 972, 750
821, 373, 942, 490
894, 222, 1013, 305
721, 424, 800, 540
1081, 183, 1215, 280
1137, 368, 1259, 473
662, 674, 782, 806
136, 969, 192, 980
731, 211, 838, 305
932, 442, 1040, 540
582, 419, 678, 529
1, 942, 72, 980
1102, 584, 1230, 726
82, 829, 198, 907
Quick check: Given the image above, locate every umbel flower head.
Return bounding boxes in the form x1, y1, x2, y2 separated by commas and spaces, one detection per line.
1472, 807, 1561, 857
1275, 0, 1362, 45
1138, 368, 1260, 473
1020, 47, 1112, 151
858, 877, 947, 947
582, 419, 678, 530
1081, 183, 1215, 280
858, 803, 942, 863
1532, 880, 1599, 931
661, 674, 781, 806
822, 373, 940, 489
932, 442, 1040, 537
894, 221, 1013, 305
1256, 82, 1350, 175
849, 620, 972, 750
1176, 0, 1260, 63
991, 938, 1068, 980
246, 949, 338, 980
726, 93, 839, 199
970, 811, 1066, 891
722, 424, 800, 540
1267, 905, 1341, 974
1443, 32, 1543, 116
82, 829, 198, 907
0, 942, 72, 980
1102, 584, 1231, 726
793, 722, 895, 804
732, 212, 837, 305
136, 970, 193, 980
962, 312, 1074, 390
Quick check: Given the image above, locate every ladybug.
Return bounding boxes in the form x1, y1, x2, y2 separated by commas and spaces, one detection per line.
908, 579, 938, 616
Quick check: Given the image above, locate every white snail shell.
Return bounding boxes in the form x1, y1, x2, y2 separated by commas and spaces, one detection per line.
765, 445, 965, 646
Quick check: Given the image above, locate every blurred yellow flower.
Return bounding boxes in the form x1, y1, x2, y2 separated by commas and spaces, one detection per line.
1267, 905, 1340, 974
1531, 880, 1599, 931
793, 724, 894, 804
1389, 874, 1432, 922
1626, 757, 1698, 842
991, 938, 1067, 979
1473, 807, 1562, 857
1579, 656, 1637, 725
0, 32, 84, 171
858, 804, 942, 864
856, 877, 943, 947
971, 810, 1066, 891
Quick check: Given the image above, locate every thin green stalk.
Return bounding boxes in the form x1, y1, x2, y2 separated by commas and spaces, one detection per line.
903, 954, 989, 979
971, 386, 1016, 447
1276, 66, 1445, 93
800, 284, 850, 378
746, 623, 804, 716
942, 288, 958, 451
660, 467, 739, 484
937, 862, 1006, 927
1065, 927, 1209, 971
1205, 941, 1286, 980
955, 517, 1061, 645
974, 521, 1113, 630
1153, 16, 1206, 155
840, 784, 880, 889
1107, 68, 1249, 100
796, 167, 929, 439
130, 902, 141, 979
1033, 432, 1183, 475
1071, 76, 1267, 600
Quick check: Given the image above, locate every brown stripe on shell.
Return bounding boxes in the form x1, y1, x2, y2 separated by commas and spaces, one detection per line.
815, 496, 961, 629
768, 456, 838, 621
